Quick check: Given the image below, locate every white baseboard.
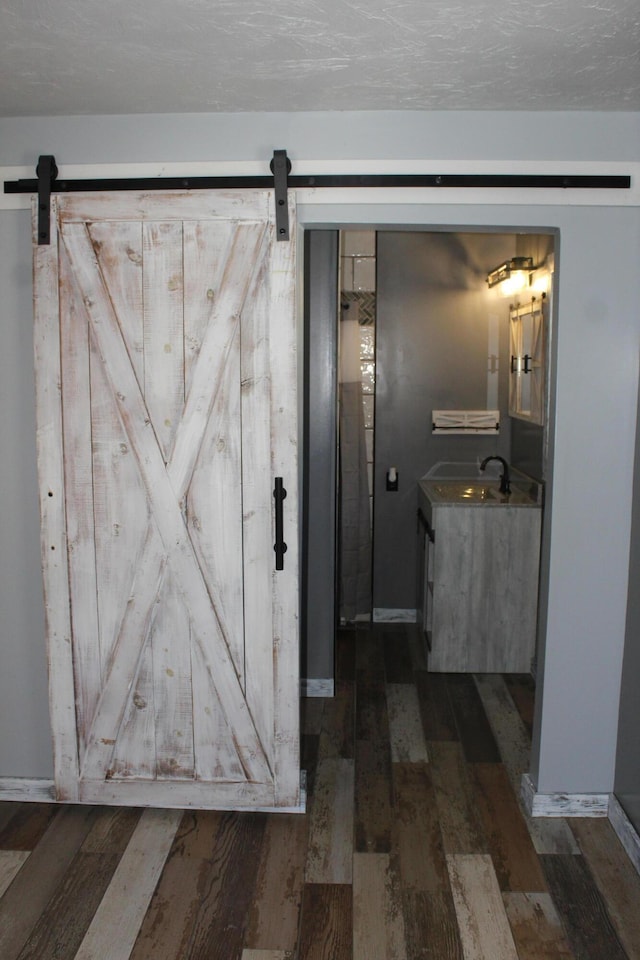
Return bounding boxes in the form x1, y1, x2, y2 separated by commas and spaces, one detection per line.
373, 608, 417, 623
608, 793, 640, 875
521, 773, 609, 818
0, 778, 56, 802
301, 678, 334, 697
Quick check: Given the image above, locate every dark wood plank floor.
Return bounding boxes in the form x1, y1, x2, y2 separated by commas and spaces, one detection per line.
1, 624, 639, 960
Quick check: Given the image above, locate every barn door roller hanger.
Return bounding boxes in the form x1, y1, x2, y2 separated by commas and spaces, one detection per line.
5, 149, 630, 247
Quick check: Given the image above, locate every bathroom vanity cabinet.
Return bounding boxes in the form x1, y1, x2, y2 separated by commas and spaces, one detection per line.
418, 480, 541, 673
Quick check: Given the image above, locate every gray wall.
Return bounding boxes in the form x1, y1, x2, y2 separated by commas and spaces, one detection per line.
373, 231, 515, 611
303, 231, 338, 683
0, 111, 638, 800
614, 361, 640, 830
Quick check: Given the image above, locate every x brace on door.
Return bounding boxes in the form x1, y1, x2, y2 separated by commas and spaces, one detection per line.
62, 219, 272, 784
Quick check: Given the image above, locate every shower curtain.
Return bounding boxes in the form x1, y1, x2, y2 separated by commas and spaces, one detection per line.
339, 315, 372, 622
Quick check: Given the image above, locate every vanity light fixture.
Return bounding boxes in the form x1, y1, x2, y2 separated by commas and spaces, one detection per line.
486, 256, 534, 296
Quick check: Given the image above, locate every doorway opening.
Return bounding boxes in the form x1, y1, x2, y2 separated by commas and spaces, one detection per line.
304, 225, 556, 693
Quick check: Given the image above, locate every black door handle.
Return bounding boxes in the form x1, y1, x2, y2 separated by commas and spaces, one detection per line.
523, 354, 532, 373
273, 477, 287, 571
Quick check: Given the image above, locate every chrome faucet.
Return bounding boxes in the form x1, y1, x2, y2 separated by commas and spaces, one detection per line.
480, 455, 511, 494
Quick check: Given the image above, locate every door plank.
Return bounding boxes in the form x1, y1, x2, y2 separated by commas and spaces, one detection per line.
73, 807, 182, 960
0, 851, 29, 898
0, 805, 97, 960
502, 892, 574, 960
470, 763, 548, 892
298, 884, 352, 960
306, 758, 354, 884
541, 853, 628, 960
428, 741, 486, 855
567, 818, 640, 959
59, 243, 102, 752
240, 236, 277, 758
142, 220, 185, 460
446, 853, 519, 960
33, 203, 78, 798
244, 813, 308, 952
353, 853, 407, 960
386, 683, 429, 763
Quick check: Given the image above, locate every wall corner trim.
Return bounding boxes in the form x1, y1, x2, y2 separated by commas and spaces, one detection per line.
0, 778, 56, 802
520, 773, 609, 818
608, 794, 640, 875
301, 678, 334, 697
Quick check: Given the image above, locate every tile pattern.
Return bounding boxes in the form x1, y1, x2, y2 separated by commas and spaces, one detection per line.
0, 624, 639, 959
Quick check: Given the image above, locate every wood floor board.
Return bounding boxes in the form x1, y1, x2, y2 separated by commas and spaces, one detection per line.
447, 853, 520, 960
428, 741, 486, 855
336, 628, 357, 683
306, 758, 354, 884
0, 805, 98, 960
1, 639, 636, 960
176, 812, 267, 960
402, 889, 463, 960
407, 625, 429, 672
0, 850, 29, 899
15, 850, 124, 960
128, 810, 225, 960
470, 762, 548, 892
298, 883, 352, 960
353, 852, 406, 959
242, 952, 294, 960
504, 674, 536, 736
318, 681, 354, 761
355, 677, 389, 743
0, 803, 21, 834
386, 683, 429, 763
301, 696, 325, 736
355, 629, 385, 680
74, 807, 182, 960
383, 629, 414, 683
392, 762, 450, 894
244, 813, 308, 952
472, 674, 579, 855
301, 732, 320, 800
571, 818, 640, 959
0, 803, 59, 850
502, 892, 574, 960
541, 853, 629, 960
415, 670, 458, 742
354, 739, 392, 853
446, 674, 501, 763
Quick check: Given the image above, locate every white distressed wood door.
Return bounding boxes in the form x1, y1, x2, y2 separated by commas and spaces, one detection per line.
33, 190, 300, 810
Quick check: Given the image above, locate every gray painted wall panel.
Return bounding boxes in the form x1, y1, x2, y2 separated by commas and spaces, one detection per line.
373, 232, 514, 611
303, 231, 338, 682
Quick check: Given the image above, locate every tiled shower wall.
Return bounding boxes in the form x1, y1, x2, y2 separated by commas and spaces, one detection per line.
340, 231, 377, 517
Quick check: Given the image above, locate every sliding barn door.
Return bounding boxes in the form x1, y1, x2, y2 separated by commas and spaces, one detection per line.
33, 191, 300, 810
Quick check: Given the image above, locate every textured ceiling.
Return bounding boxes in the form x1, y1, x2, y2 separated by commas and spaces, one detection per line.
1, 0, 639, 116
